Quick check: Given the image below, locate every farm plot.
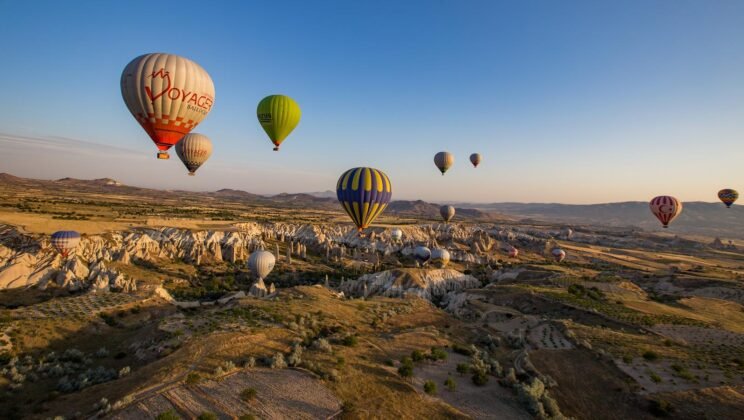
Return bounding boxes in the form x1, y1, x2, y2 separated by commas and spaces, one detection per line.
12, 292, 138, 320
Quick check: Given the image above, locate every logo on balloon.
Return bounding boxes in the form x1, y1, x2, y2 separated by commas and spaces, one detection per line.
143, 68, 214, 112
144, 69, 171, 102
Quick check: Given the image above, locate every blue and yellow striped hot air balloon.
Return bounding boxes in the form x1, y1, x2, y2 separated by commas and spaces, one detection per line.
336, 167, 392, 232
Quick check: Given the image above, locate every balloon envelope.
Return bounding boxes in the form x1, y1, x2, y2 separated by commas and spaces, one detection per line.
440, 205, 455, 223
414, 246, 431, 265
336, 167, 392, 232
431, 248, 450, 268
551, 248, 566, 262
391, 228, 403, 241
470, 153, 481, 168
508, 247, 519, 258
51, 231, 81, 257
257, 95, 301, 151
649, 196, 683, 228
247, 250, 276, 280
434, 152, 454, 175
175, 133, 212, 175
121, 53, 215, 159
718, 189, 739, 208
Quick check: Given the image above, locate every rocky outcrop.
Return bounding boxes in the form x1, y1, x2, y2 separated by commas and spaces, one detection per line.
339, 268, 480, 301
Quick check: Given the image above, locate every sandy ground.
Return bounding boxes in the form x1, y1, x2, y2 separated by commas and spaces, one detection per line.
110, 368, 341, 419
527, 323, 573, 350
406, 352, 531, 420
614, 357, 741, 395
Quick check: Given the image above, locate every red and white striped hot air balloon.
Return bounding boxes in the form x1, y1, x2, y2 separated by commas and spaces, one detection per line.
649, 196, 683, 228
121, 53, 215, 160
507, 247, 519, 258
551, 248, 566, 263
175, 133, 212, 176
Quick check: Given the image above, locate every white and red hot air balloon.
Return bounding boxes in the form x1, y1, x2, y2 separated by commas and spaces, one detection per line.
175, 133, 213, 176
507, 247, 519, 258
121, 53, 215, 159
551, 248, 566, 263
649, 196, 683, 228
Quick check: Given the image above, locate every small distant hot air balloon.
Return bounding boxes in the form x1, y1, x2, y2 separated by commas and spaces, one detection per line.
649, 196, 683, 228
257, 95, 301, 151
51, 231, 81, 257
247, 250, 276, 281
336, 167, 392, 233
440, 205, 455, 223
434, 152, 454, 175
414, 246, 431, 266
551, 248, 566, 263
507, 247, 519, 258
718, 189, 739, 208
470, 153, 481, 168
431, 249, 450, 268
561, 227, 573, 240
391, 228, 403, 242
175, 133, 212, 176
121, 53, 215, 159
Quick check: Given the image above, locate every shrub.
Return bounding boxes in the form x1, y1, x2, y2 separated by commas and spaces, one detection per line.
429, 347, 448, 361
197, 412, 217, 420
156, 409, 181, 420
341, 335, 358, 347
312, 338, 333, 353
270, 352, 287, 369
240, 387, 257, 401
185, 372, 201, 385
444, 376, 456, 391
411, 350, 425, 362
118, 366, 131, 377
243, 356, 256, 368
452, 343, 474, 356
423, 380, 437, 394
384, 358, 395, 366
643, 351, 659, 361
622, 355, 633, 364
456, 363, 470, 374
398, 364, 413, 378
650, 372, 662, 383
238, 416, 256, 420
649, 399, 673, 417
472, 370, 488, 386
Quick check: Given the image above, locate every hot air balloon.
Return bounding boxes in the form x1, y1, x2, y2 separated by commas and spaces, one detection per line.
649, 196, 683, 228
718, 189, 739, 208
551, 248, 566, 263
51, 231, 81, 257
561, 227, 573, 240
440, 205, 455, 223
121, 53, 215, 160
391, 228, 403, 242
336, 167, 392, 233
175, 133, 212, 176
434, 152, 454, 175
414, 246, 431, 266
507, 247, 519, 258
257, 95, 301, 151
431, 249, 450, 268
470, 153, 481, 168
247, 250, 276, 281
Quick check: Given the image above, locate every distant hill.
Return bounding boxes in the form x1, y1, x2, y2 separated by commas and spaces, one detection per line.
457, 201, 744, 238
306, 190, 337, 199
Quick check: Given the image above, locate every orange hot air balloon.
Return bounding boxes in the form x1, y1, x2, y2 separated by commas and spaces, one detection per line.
649, 195, 683, 228
121, 53, 215, 159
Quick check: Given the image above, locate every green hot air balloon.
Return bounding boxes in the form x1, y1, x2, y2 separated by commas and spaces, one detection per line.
257, 95, 301, 151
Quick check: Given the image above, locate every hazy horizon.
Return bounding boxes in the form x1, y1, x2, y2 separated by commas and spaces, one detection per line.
2, 1, 743, 204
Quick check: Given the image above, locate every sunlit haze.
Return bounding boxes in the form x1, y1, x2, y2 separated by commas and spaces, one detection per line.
1, 0, 743, 203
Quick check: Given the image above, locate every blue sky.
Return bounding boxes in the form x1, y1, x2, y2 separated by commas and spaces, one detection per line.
1, 0, 743, 203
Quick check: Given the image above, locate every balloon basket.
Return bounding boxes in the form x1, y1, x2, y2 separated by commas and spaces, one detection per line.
188, 172, 195, 176
273, 147, 280, 151
157, 152, 170, 160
